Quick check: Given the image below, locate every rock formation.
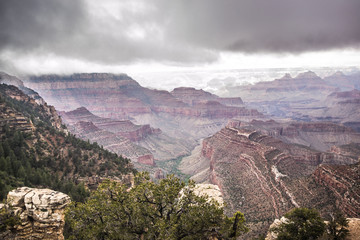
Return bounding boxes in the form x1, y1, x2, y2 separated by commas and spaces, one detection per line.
224, 71, 360, 133
0, 84, 63, 133
0, 187, 70, 240
324, 71, 360, 90
181, 125, 360, 236
171, 87, 243, 106
193, 184, 224, 206
26, 72, 260, 122
314, 163, 360, 217
25, 73, 262, 165
60, 107, 194, 162
230, 119, 360, 152
137, 154, 155, 166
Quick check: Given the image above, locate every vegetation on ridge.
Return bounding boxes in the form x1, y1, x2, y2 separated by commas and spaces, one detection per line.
0, 84, 135, 202
66, 173, 248, 240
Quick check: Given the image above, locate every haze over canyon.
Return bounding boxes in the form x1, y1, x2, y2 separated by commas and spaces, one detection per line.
1, 0, 360, 239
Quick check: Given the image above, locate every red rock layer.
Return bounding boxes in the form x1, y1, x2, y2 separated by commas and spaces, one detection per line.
171, 87, 243, 106
197, 126, 357, 223
61, 107, 160, 142
137, 154, 155, 166
313, 164, 360, 217
26, 73, 261, 120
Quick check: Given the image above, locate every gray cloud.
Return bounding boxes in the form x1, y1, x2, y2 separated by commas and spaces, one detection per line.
161, 0, 360, 53
0, 0, 359, 71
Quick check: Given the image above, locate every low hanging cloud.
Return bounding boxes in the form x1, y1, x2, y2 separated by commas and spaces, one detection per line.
0, 0, 360, 72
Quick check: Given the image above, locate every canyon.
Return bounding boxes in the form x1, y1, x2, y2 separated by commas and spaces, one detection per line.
230, 71, 360, 131
25, 73, 263, 172
180, 123, 360, 235
2, 70, 360, 238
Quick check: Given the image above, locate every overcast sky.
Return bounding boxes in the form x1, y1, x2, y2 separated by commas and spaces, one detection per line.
0, 0, 360, 76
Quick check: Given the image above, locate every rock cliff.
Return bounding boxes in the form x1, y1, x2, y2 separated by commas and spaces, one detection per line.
0, 84, 63, 132
226, 71, 360, 133
26, 73, 261, 164
181, 125, 359, 236
0, 187, 70, 240
313, 163, 360, 217
60, 107, 193, 162
230, 119, 360, 152
171, 87, 243, 106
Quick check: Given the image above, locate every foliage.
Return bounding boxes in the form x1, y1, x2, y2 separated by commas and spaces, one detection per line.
0, 84, 134, 202
66, 173, 248, 240
270, 208, 326, 240
324, 211, 349, 240
0, 205, 20, 233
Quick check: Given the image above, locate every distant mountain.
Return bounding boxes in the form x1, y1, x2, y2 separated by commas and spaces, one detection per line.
324, 71, 360, 90
0, 83, 134, 201
225, 71, 360, 132
25, 73, 263, 165
171, 87, 243, 106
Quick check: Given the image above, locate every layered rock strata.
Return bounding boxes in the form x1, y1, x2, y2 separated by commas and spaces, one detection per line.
314, 163, 360, 217
0, 187, 71, 240
229, 119, 360, 152
224, 71, 359, 130
181, 125, 359, 235
60, 107, 193, 162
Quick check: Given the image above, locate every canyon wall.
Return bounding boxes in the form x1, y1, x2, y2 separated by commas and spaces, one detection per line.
26, 73, 263, 166
181, 125, 360, 235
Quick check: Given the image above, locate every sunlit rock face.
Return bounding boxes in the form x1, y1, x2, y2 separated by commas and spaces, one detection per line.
1, 187, 71, 240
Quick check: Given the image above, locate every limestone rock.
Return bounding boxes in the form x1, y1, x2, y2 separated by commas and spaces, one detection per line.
193, 183, 224, 206
1, 187, 71, 240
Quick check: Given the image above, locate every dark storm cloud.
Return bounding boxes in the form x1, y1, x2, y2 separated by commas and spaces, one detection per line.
0, 0, 86, 51
161, 0, 360, 53
0, 0, 359, 68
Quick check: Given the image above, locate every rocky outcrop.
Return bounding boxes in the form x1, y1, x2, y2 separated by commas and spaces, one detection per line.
0, 102, 33, 133
0, 187, 70, 240
0, 85, 63, 133
193, 184, 224, 206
